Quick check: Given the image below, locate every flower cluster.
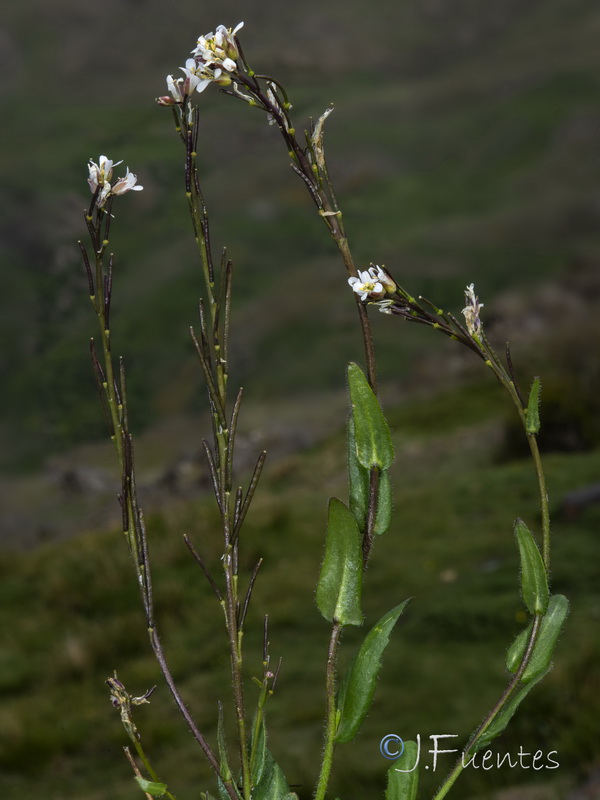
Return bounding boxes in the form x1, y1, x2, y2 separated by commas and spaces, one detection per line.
157, 22, 244, 105
192, 22, 244, 72
348, 265, 397, 302
88, 155, 143, 208
462, 283, 484, 336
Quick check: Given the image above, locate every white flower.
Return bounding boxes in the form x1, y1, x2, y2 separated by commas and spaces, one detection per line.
191, 21, 244, 72
367, 265, 396, 293
111, 168, 143, 196
87, 157, 143, 208
87, 155, 121, 194
462, 283, 484, 336
348, 269, 386, 301
158, 69, 207, 104
180, 58, 220, 94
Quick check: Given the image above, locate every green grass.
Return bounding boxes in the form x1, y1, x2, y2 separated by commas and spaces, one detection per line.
1, 383, 598, 798
2, 1, 600, 796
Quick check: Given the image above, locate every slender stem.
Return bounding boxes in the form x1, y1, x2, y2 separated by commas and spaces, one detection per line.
83, 206, 239, 800
88, 216, 141, 574
433, 339, 551, 799
249, 645, 274, 780
527, 433, 550, 570
314, 621, 343, 800
332, 235, 378, 390
222, 543, 252, 799
240, 74, 378, 394
237, 71, 383, 800
486, 363, 551, 573
132, 739, 178, 800
363, 468, 380, 565
148, 626, 239, 796
124, 746, 178, 800
432, 614, 542, 800
180, 105, 252, 799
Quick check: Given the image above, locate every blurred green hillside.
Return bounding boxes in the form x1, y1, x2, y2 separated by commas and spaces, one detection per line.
2, 373, 600, 798
2, 0, 600, 470
1, 2, 600, 798
1, 381, 600, 799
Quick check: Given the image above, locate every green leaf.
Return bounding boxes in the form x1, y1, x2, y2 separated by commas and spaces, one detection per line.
374, 470, 393, 535
522, 594, 569, 683
335, 600, 411, 743
347, 362, 394, 470
217, 779, 236, 800
385, 740, 419, 799
134, 777, 167, 797
506, 594, 569, 679
348, 415, 369, 528
217, 701, 232, 782
348, 417, 393, 535
249, 712, 268, 787
526, 378, 541, 434
515, 519, 549, 614
474, 668, 551, 751
505, 622, 531, 674
253, 748, 290, 800
317, 498, 363, 626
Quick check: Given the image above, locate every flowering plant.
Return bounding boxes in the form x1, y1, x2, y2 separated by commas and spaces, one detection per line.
77, 21, 567, 800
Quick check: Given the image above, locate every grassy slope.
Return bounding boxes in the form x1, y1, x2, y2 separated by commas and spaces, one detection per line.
2, 0, 600, 467
2, 1, 600, 797
1, 382, 599, 799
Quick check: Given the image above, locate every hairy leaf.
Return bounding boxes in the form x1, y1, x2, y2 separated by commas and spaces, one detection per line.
217, 701, 232, 782
374, 469, 393, 535
317, 498, 363, 626
515, 519, 549, 614
526, 378, 541, 434
506, 594, 569, 680
522, 595, 569, 682
348, 416, 393, 535
135, 777, 167, 797
474, 667, 551, 751
347, 362, 394, 470
348, 415, 369, 527
336, 600, 410, 742
250, 712, 268, 787
385, 740, 419, 800
253, 748, 290, 800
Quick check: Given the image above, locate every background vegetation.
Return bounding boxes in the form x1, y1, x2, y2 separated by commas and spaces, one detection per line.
1, 0, 599, 797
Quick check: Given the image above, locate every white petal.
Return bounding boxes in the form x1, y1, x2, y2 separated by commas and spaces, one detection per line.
195, 78, 211, 93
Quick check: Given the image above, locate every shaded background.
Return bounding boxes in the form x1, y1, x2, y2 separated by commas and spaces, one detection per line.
1, 0, 599, 798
